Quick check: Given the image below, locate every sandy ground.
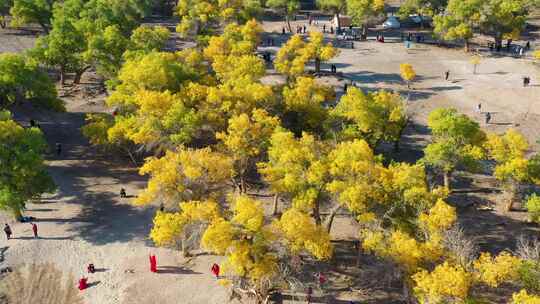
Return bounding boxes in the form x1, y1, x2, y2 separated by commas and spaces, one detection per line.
0, 15, 540, 304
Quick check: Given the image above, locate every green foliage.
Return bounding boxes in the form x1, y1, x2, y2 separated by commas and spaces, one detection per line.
317, 0, 346, 15
346, 0, 384, 25
422, 108, 485, 189
0, 53, 63, 110
518, 261, 540, 293
176, 0, 261, 36
0, 112, 56, 218
10, 0, 55, 32
398, 0, 447, 18
526, 194, 540, 223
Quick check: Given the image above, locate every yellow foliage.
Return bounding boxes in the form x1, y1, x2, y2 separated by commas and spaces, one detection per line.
150, 200, 221, 246
275, 32, 338, 78
136, 148, 233, 205
512, 289, 540, 304
400, 63, 416, 83
275, 209, 333, 260
258, 129, 328, 211
201, 219, 236, 255
232, 195, 265, 232
473, 252, 522, 287
534, 50, 540, 61
418, 199, 457, 234
283, 77, 334, 130
485, 129, 529, 163
413, 262, 472, 304
217, 109, 279, 161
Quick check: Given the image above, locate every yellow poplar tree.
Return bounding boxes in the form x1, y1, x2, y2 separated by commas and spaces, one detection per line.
275, 32, 338, 80
135, 148, 234, 206
400, 63, 416, 89
216, 109, 280, 193
282, 76, 334, 133
485, 129, 540, 211
331, 87, 408, 150
257, 128, 331, 223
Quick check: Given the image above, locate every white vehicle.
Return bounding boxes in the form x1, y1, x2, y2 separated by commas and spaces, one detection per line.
382, 16, 400, 29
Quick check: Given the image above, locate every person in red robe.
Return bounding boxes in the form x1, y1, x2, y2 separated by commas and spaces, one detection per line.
211, 263, 220, 278
78, 277, 88, 290
149, 255, 157, 273
31, 223, 38, 238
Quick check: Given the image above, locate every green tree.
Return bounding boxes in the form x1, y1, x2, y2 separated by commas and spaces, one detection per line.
398, 0, 448, 24
433, 0, 482, 51
346, 0, 384, 37
10, 0, 56, 32
266, 0, 299, 33
479, 0, 532, 49
29, 4, 86, 84
0, 111, 56, 219
422, 108, 486, 190
317, 0, 346, 29
0, 53, 63, 110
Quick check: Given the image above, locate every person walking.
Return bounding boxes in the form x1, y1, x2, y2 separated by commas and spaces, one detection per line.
322, 24, 326, 33
211, 263, 220, 278
476, 103, 482, 113
31, 223, 38, 238
485, 112, 491, 124
4, 224, 12, 240
445, 70, 450, 81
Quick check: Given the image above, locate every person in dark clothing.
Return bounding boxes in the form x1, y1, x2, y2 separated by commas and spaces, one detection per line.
524, 76, 530, 87
485, 112, 491, 124
445, 70, 450, 81
330, 26, 334, 34
303, 25, 306, 33
344, 83, 348, 92
55, 143, 62, 156
120, 188, 127, 198
30, 119, 36, 127
4, 224, 12, 240
282, 27, 285, 35
323, 24, 326, 33
526, 41, 531, 50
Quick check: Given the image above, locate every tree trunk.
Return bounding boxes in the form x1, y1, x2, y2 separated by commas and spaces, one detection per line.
59, 66, 66, 85
272, 194, 279, 216
73, 66, 91, 84
355, 241, 361, 267
335, 13, 341, 31
505, 182, 518, 212
465, 39, 470, 52
315, 57, 321, 73
181, 233, 190, 257
324, 205, 341, 233
285, 14, 292, 33
362, 24, 367, 40
443, 171, 451, 191
313, 199, 321, 225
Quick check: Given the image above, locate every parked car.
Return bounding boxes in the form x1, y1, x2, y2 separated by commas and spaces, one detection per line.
382, 16, 400, 29
409, 14, 432, 26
